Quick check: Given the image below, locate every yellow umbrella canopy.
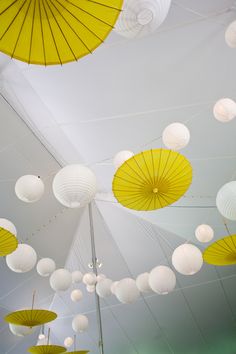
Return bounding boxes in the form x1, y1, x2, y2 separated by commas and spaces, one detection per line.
0, 227, 18, 256
112, 148, 193, 211
0, 0, 123, 65
28, 345, 66, 354
5, 309, 57, 327
203, 234, 236, 266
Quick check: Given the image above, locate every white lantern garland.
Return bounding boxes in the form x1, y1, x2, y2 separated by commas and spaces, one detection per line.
64, 337, 74, 348
72, 314, 89, 333
162, 122, 190, 150
213, 98, 236, 122
6, 244, 37, 273
71, 289, 83, 302
0, 218, 17, 235
172, 244, 203, 275
97, 274, 106, 282
113, 150, 134, 169
195, 224, 214, 243
50, 269, 72, 291
216, 181, 236, 220
86, 285, 96, 293
15, 175, 45, 203
136, 273, 152, 293
96, 278, 113, 298
37, 258, 56, 277
149, 266, 176, 294
83, 272, 97, 286
110, 281, 119, 295
115, 278, 140, 304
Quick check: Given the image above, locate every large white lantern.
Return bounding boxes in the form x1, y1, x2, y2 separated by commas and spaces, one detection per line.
0, 218, 17, 235
115, 278, 140, 304
113, 150, 134, 169
162, 122, 190, 150
72, 270, 83, 284
225, 20, 236, 48
50, 269, 72, 291
216, 181, 236, 220
72, 314, 89, 333
71, 289, 83, 302
96, 278, 113, 298
9, 324, 35, 337
15, 175, 44, 203
172, 244, 203, 275
110, 281, 119, 295
36, 258, 56, 277
149, 266, 176, 294
53, 164, 97, 208
6, 244, 37, 273
83, 272, 97, 286
115, 0, 171, 38
64, 337, 74, 348
195, 224, 214, 243
136, 273, 152, 293
213, 98, 236, 122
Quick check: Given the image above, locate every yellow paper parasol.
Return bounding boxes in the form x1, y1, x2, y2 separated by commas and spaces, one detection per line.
0, 227, 18, 256
28, 345, 66, 354
5, 309, 57, 327
112, 148, 193, 211
0, 0, 123, 65
203, 234, 236, 266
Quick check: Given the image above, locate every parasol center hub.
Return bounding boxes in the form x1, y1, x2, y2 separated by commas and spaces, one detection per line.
153, 187, 159, 194
137, 9, 153, 26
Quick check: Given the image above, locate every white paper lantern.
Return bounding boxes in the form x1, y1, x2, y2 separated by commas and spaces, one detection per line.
37, 258, 56, 277
172, 244, 203, 275
216, 181, 236, 220
96, 278, 113, 298
149, 266, 176, 294
97, 274, 106, 282
38, 334, 45, 340
110, 281, 119, 295
0, 218, 17, 235
225, 20, 236, 48
53, 164, 97, 208
115, 0, 171, 38
72, 270, 83, 284
195, 224, 214, 243
162, 122, 190, 150
136, 272, 152, 293
86, 285, 96, 293
9, 324, 35, 337
50, 269, 72, 291
213, 98, 236, 122
83, 272, 97, 286
6, 244, 37, 273
116, 278, 140, 304
71, 289, 83, 302
15, 175, 44, 203
64, 337, 73, 348
72, 314, 89, 333
113, 150, 134, 169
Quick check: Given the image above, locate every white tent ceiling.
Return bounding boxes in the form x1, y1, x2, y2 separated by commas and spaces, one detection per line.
0, 0, 236, 353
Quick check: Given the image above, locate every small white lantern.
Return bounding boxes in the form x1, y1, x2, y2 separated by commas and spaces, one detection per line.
110, 281, 119, 295
162, 122, 190, 150
172, 244, 203, 275
50, 269, 72, 291
37, 258, 56, 277
53, 164, 97, 208
149, 266, 176, 294
225, 20, 236, 48
70, 289, 83, 302
195, 224, 214, 243
96, 278, 113, 298
72, 314, 89, 333
97, 274, 106, 282
115, 278, 140, 304
15, 175, 44, 203
0, 218, 17, 235
38, 334, 45, 340
6, 244, 37, 273
113, 150, 134, 169
136, 273, 152, 293
9, 324, 35, 337
213, 98, 236, 122
216, 181, 236, 220
64, 337, 74, 348
86, 285, 96, 293
72, 270, 83, 284
83, 272, 97, 286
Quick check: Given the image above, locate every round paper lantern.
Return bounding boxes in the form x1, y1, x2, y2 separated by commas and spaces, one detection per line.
97, 274, 106, 282
113, 150, 134, 169
37, 258, 56, 277
225, 20, 236, 48
162, 123, 190, 150
53, 164, 97, 208
15, 175, 44, 203
50, 269, 72, 291
0, 218, 17, 235
110, 281, 119, 295
213, 98, 236, 122
83, 272, 97, 286
70, 289, 83, 302
195, 224, 214, 243
64, 337, 73, 348
172, 244, 203, 275
115, 0, 171, 38
38, 334, 46, 340
96, 279, 113, 298
72, 270, 83, 284
115, 278, 140, 304
216, 181, 236, 220
149, 266, 176, 294
6, 244, 37, 273
9, 324, 35, 337
136, 273, 152, 293
72, 314, 89, 333
86, 285, 96, 293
